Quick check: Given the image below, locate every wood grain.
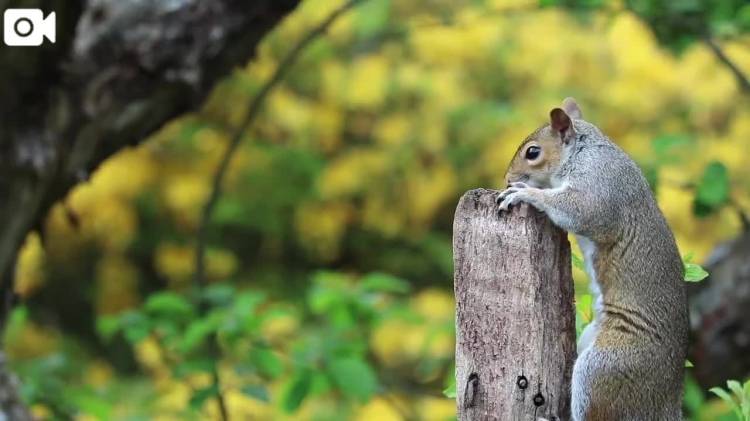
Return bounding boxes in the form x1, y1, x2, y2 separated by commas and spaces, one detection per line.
453, 188, 575, 421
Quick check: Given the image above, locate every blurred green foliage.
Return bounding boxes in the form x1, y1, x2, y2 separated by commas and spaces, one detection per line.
710, 380, 750, 421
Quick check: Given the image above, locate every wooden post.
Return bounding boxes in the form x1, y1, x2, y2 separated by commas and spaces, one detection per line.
453, 189, 575, 421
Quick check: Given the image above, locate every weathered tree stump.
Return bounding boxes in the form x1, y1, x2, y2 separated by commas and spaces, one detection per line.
453, 189, 575, 421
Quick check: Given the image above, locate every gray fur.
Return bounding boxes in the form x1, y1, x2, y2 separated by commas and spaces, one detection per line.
499, 116, 688, 421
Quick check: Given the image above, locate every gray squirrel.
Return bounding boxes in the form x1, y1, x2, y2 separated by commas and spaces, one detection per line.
498, 98, 689, 420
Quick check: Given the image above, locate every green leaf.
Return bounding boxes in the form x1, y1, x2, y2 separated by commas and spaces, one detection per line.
738, 5, 750, 30
233, 291, 265, 315
651, 134, 691, 163
119, 311, 150, 344
710, 387, 743, 420
173, 358, 214, 378
728, 380, 744, 398
241, 385, 270, 402
68, 390, 112, 420
180, 317, 218, 353
9, 306, 28, 325
360, 272, 410, 294
96, 316, 121, 341
693, 161, 730, 217
683, 375, 704, 414
684, 262, 709, 283
354, 0, 391, 39
124, 325, 150, 344
202, 284, 236, 307
727, 379, 750, 420
443, 382, 456, 399
190, 384, 219, 410
684, 359, 694, 368
644, 165, 659, 193
144, 292, 194, 319
308, 272, 349, 314
250, 348, 284, 379
328, 357, 378, 402
281, 371, 312, 413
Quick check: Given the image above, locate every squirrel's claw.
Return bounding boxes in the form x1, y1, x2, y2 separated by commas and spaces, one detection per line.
497, 182, 536, 213
497, 186, 525, 212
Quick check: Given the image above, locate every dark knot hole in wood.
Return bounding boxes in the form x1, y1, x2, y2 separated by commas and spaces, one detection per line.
533, 392, 545, 407
464, 372, 479, 409
516, 375, 528, 390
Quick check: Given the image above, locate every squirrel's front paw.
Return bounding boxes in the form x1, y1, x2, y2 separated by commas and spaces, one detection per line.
496, 182, 532, 212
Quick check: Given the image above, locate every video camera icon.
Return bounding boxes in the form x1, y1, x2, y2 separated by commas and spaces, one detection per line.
4, 9, 56, 46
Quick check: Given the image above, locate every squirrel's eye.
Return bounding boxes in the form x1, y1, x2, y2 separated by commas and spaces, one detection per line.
525, 145, 541, 161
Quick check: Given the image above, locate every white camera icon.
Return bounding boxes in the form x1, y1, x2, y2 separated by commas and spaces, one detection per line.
4, 9, 56, 46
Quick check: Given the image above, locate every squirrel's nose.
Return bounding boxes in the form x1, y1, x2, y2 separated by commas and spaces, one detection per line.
505, 173, 528, 186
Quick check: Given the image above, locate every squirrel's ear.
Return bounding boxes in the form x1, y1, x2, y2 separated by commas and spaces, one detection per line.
550, 108, 575, 143
562, 97, 582, 119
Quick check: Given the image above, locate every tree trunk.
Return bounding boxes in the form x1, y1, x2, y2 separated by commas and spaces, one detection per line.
688, 230, 750, 388
453, 189, 576, 421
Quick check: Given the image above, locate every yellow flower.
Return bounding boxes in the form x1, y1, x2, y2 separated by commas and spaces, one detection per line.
375, 114, 411, 147
95, 254, 140, 315
354, 398, 403, 421
90, 146, 156, 199
206, 248, 239, 282
223, 387, 273, 420
154, 243, 195, 285
163, 174, 210, 226
67, 185, 138, 251
31, 405, 52, 420
487, 0, 536, 9
135, 337, 164, 372
426, 330, 454, 359
321, 61, 347, 103
85, 360, 114, 388
318, 149, 389, 198
417, 397, 456, 421
425, 69, 466, 113
411, 289, 454, 322
371, 319, 413, 365
677, 43, 737, 117
605, 13, 679, 118
14, 232, 45, 298
346, 55, 390, 109
5, 321, 59, 360
310, 105, 344, 152
410, 14, 500, 67
294, 202, 352, 261
406, 163, 458, 228
269, 88, 312, 132
262, 313, 299, 343
362, 194, 405, 237
153, 381, 192, 414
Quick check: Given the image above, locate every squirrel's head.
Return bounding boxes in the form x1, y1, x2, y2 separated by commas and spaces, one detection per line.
504, 98, 582, 188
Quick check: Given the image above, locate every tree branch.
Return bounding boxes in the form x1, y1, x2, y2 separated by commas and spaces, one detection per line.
704, 36, 750, 94
194, 0, 363, 292
191, 1, 362, 418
